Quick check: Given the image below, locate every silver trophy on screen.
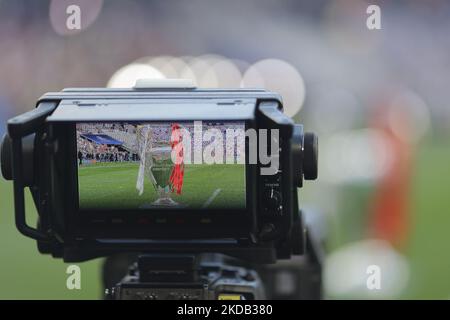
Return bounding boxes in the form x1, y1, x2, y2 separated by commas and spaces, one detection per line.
135, 124, 184, 208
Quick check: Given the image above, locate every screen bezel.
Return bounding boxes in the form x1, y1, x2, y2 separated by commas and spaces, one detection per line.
63, 120, 256, 240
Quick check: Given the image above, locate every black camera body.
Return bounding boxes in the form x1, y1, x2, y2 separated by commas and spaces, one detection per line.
1, 81, 317, 266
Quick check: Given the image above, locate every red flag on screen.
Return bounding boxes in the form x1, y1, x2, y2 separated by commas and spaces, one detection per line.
169, 123, 185, 194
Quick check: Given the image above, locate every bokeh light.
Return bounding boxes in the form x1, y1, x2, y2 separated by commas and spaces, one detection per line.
143, 56, 178, 79
387, 90, 431, 144
241, 59, 306, 117
202, 55, 242, 88
107, 63, 165, 88
324, 239, 410, 298
321, 129, 393, 184
181, 56, 218, 88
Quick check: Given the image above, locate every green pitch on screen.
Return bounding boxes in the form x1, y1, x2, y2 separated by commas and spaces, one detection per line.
78, 163, 246, 210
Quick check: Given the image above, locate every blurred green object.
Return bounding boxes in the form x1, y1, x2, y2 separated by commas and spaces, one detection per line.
0, 180, 102, 299
328, 140, 450, 299
403, 141, 450, 299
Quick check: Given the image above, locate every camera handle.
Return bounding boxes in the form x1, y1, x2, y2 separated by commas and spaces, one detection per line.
4, 101, 57, 241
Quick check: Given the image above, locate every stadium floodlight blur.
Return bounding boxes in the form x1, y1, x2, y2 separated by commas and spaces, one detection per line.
107, 63, 165, 88
108, 56, 305, 120
241, 59, 306, 118
141, 55, 243, 89
145, 56, 181, 79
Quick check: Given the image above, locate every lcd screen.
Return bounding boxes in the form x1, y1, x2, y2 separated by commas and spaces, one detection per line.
76, 121, 246, 210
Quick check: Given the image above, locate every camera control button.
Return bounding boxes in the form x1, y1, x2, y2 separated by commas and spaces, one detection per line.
263, 188, 281, 212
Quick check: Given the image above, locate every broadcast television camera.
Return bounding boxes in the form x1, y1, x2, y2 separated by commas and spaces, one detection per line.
1, 79, 319, 299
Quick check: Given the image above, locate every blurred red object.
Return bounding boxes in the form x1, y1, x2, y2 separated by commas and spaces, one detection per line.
368, 96, 414, 249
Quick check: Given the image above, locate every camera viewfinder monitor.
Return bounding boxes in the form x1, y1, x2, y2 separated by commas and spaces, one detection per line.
76, 121, 247, 212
